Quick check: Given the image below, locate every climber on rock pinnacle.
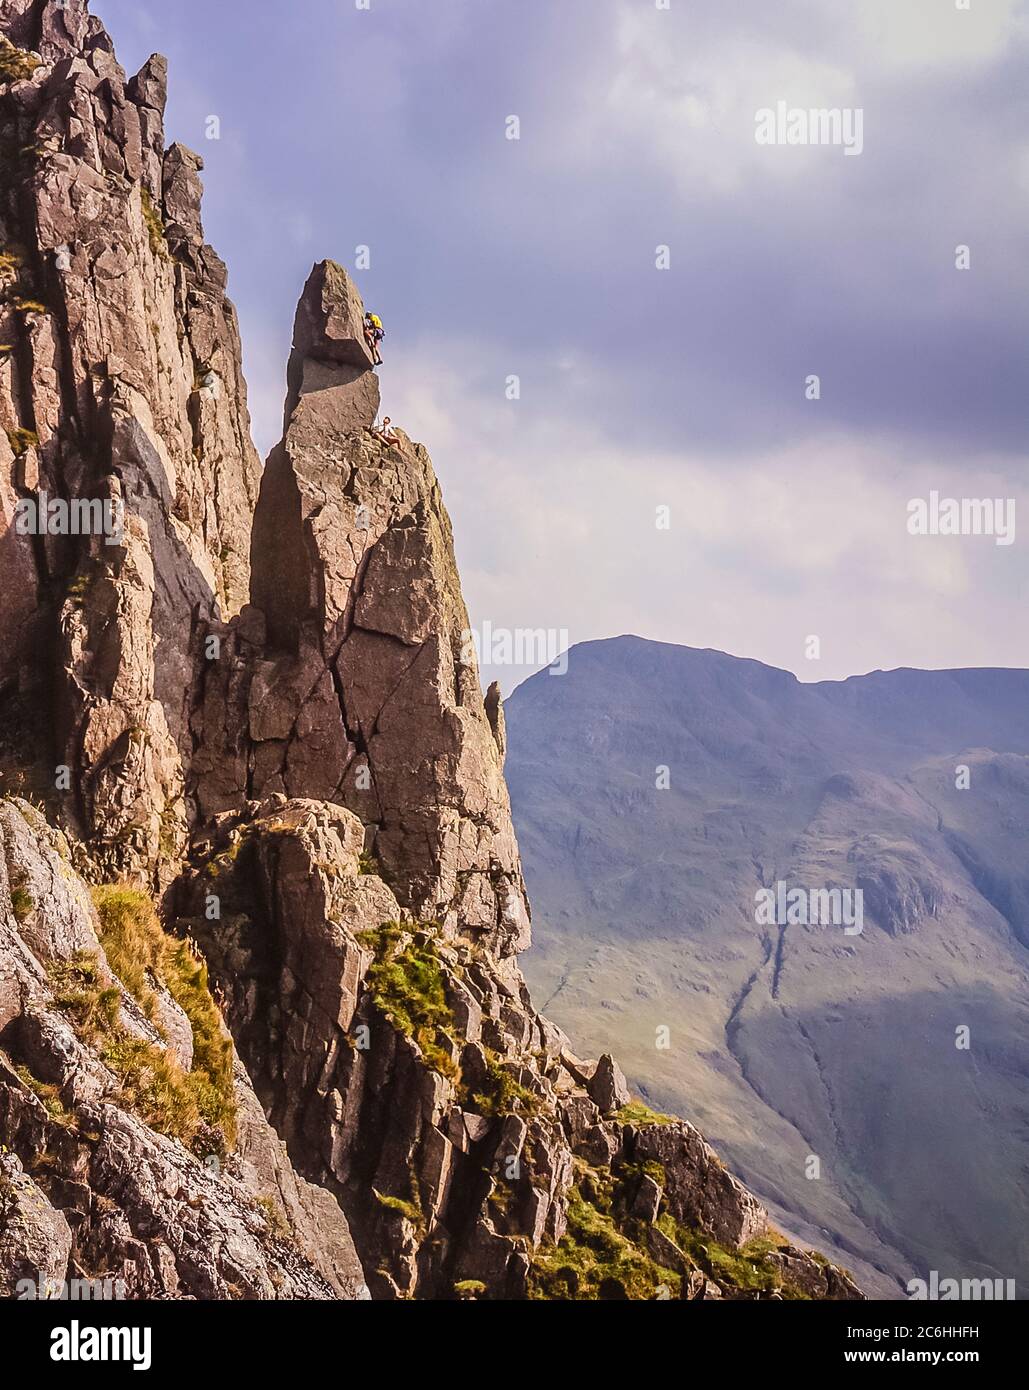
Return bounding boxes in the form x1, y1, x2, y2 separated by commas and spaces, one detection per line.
364, 310, 384, 365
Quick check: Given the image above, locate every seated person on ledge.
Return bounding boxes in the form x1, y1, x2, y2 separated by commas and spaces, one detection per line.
373, 415, 399, 445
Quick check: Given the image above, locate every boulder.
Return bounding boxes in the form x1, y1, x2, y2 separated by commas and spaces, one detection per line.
0, 1151, 73, 1298
586, 1053, 631, 1113
291, 259, 377, 371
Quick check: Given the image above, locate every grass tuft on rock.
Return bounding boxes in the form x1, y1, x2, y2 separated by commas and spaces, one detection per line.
140, 187, 168, 259
10, 884, 34, 923
529, 1179, 680, 1300
50, 946, 233, 1155
6, 427, 38, 458
0, 36, 41, 83
357, 922, 459, 1078
469, 1049, 539, 1118
49, 952, 122, 1037
0, 249, 22, 285
255, 1194, 291, 1240
373, 1188, 423, 1227
454, 1279, 487, 1300
15, 1063, 76, 1127
616, 1099, 676, 1128
90, 884, 236, 1149
42, 888, 237, 1154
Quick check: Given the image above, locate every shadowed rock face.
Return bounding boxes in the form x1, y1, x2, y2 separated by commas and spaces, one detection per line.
0, 0, 260, 881
505, 637, 1029, 1298
0, 3, 863, 1302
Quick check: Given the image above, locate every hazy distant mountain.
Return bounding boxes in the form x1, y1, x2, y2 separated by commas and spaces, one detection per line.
507, 637, 1029, 1297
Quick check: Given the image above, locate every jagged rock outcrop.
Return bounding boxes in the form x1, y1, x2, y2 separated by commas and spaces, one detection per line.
193, 258, 530, 953
0, 0, 864, 1302
0, 0, 260, 881
172, 796, 861, 1300
0, 797, 366, 1299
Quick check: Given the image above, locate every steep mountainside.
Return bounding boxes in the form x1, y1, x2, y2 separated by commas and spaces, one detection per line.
506, 636, 1029, 1298
0, 1, 861, 1300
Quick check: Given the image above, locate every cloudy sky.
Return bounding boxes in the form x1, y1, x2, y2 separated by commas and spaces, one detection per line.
101, 0, 1028, 691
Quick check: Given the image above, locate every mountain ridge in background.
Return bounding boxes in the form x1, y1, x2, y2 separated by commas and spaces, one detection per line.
507, 636, 1029, 1298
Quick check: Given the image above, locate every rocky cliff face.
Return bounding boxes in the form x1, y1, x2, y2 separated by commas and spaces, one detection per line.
0, 796, 366, 1299
0, 0, 862, 1300
0, 0, 259, 885
195, 257, 529, 948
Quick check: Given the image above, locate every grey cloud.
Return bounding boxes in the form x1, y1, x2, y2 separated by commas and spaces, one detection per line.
98, 0, 1028, 686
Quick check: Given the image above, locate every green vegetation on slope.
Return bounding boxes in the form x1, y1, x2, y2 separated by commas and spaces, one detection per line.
15, 1062, 75, 1127
6, 427, 38, 458
139, 186, 168, 258
10, 884, 34, 923
468, 1048, 540, 1118
357, 922, 459, 1078
528, 1158, 808, 1301
45, 886, 236, 1154
617, 1099, 676, 1127
528, 1165, 680, 1300
662, 1218, 809, 1297
91, 885, 236, 1149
